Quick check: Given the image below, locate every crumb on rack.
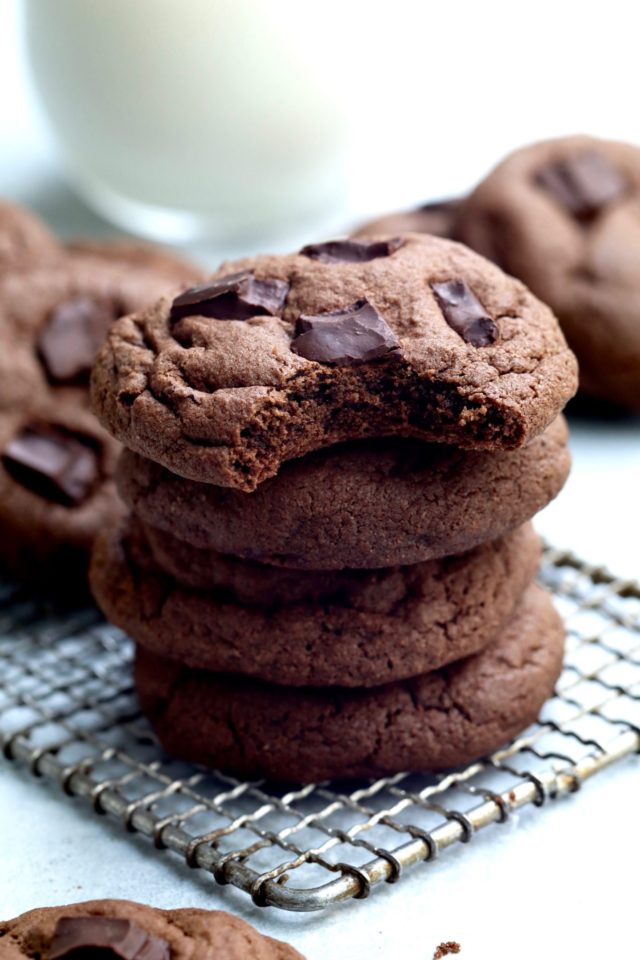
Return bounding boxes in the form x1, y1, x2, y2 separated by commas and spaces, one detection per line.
433, 942, 461, 959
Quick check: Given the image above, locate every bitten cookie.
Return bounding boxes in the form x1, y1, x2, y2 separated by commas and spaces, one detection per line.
92, 233, 577, 490
457, 135, 640, 410
91, 521, 540, 687
116, 416, 569, 569
135, 583, 564, 782
353, 198, 461, 240
0, 899, 303, 960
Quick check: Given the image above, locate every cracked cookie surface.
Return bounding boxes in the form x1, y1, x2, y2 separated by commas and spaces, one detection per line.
116, 416, 569, 569
92, 233, 577, 491
0, 898, 303, 960
91, 521, 539, 687
135, 583, 564, 782
457, 135, 640, 410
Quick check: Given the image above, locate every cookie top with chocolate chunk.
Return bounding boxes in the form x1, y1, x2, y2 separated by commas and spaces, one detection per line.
0, 255, 187, 587
92, 233, 577, 490
0, 898, 304, 960
0, 398, 122, 589
0, 259, 185, 395
456, 135, 640, 410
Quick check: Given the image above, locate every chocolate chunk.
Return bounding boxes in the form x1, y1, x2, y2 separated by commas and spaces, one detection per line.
432, 280, 498, 346
38, 297, 118, 382
49, 916, 170, 960
291, 299, 401, 365
535, 151, 627, 220
170, 271, 289, 321
299, 237, 405, 263
2, 423, 100, 507
417, 199, 457, 215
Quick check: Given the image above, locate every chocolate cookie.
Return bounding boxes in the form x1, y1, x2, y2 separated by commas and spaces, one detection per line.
354, 198, 461, 240
0, 899, 303, 960
67, 237, 203, 285
116, 416, 569, 569
0, 260, 183, 392
91, 233, 577, 491
457, 135, 640, 410
0, 199, 61, 275
0, 259, 183, 583
0, 400, 122, 585
135, 583, 564, 782
91, 521, 540, 687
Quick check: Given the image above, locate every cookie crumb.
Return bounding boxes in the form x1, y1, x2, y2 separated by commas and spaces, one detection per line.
433, 942, 461, 959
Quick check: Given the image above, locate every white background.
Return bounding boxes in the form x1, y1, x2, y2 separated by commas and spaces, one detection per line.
0, 1, 639, 957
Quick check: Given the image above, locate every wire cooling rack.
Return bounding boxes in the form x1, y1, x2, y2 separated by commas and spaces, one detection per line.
0, 546, 639, 913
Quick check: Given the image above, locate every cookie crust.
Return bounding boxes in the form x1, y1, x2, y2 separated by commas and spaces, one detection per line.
0, 258, 188, 585
0, 899, 303, 960
91, 521, 540, 687
92, 234, 577, 490
116, 416, 569, 569
136, 584, 564, 782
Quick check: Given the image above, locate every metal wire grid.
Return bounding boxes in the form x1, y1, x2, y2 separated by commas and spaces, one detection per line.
0, 546, 639, 913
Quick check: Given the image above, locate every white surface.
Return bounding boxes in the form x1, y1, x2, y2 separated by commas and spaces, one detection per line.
1, 1, 639, 956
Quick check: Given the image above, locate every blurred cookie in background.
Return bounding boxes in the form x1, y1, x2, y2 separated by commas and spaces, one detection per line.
457, 135, 640, 411
353, 197, 461, 240
0, 199, 62, 274
67, 236, 203, 285
0, 199, 203, 588
0, 399, 122, 589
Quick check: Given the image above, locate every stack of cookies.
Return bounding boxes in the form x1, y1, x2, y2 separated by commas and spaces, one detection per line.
90, 233, 577, 783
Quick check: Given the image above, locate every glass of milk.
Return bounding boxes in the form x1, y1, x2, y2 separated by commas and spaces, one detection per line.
23, 0, 349, 242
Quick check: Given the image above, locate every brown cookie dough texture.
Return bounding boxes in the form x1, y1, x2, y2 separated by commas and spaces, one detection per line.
0, 200, 61, 275
0, 400, 122, 585
116, 416, 569, 569
0, 899, 303, 960
90, 520, 540, 688
353, 198, 461, 240
135, 583, 564, 783
457, 135, 640, 410
91, 233, 577, 491
67, 237, 204, 285
0, 256, 190, 585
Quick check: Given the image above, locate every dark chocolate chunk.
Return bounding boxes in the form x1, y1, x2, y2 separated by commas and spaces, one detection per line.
38, 297, 118, 382
49, 916, 170, 960
170, 271, 289, 321
417, 198, 457, 214
291, 299, 401, 365
299, 237, 405, 263
2, 423, 100, 507
535, 151, 627, 220
432, 280, 498, 346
